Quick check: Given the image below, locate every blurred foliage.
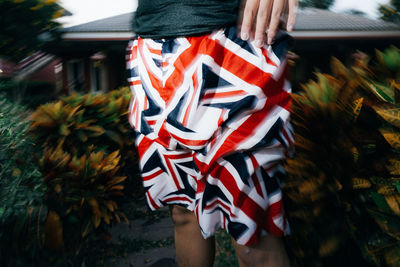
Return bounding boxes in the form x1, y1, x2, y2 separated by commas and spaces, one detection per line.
0, 0, 64, 61
344, 9, 367, 17
379, 0, 400, 24
285, 46, 400, 267
299, 0, 335, 10
0, 78, 56, 109
0, 94, 47, 265
28, 86, 140, 254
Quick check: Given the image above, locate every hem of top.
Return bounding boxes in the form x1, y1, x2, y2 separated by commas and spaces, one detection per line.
134, 23, 237, 40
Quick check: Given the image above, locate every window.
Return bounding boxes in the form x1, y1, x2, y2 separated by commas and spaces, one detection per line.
67, 60, 84, 92
90, 52, 107, 93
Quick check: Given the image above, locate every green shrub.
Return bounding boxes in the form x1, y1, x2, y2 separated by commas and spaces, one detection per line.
0, 94, 46, 265
285, 46, 400, 266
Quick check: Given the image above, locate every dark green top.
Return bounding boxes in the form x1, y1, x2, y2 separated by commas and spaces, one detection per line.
132, 0, 240, 39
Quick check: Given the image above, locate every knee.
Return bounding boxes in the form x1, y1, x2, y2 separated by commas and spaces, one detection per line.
170, 205, 196, 227
232, 235, 290, 267
235, 246, 265, 266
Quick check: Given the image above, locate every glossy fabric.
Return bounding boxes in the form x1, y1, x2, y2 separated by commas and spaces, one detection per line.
126, 27, 293, 246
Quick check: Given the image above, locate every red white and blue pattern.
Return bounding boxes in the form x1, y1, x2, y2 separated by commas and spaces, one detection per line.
126, 27, 294, 246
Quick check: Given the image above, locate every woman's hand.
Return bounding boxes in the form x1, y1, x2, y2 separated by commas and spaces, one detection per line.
239, 0, 298, 47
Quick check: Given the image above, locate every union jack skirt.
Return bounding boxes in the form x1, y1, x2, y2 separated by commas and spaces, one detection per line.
126, 27, 294, 246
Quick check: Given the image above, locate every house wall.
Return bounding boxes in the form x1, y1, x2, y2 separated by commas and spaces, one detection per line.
28, 58, 61, 85
54, 37, 400, 96
84, 58, 92, 92
60, 49, 128, 95
106, 51, 127, 90
62, 60, 69, 94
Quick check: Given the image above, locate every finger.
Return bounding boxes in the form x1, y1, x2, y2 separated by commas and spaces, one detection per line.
287, 0, 298, 32
240, 0, 258, 40
237, 0, 247, 30
267, 0, 285, 44
280, 0, 289, 28
254, 0, 273, 47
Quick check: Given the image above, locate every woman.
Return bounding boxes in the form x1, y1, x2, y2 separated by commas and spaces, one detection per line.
126, 0, 297, 266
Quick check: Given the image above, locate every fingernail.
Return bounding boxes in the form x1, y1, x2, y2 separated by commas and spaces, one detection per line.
255, 39, 263, 47
241, 32, 249, 40
287, 24, 294, 32
267, 37, 273, 45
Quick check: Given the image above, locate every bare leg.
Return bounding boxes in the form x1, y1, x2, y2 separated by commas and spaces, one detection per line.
170, 205, 215, 267
232, 235, 290, 267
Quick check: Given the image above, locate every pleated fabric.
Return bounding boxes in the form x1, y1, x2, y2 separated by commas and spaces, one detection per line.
126, 27, 294, 246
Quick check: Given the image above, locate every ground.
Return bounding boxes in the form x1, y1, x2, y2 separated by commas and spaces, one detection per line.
103, 197, 239, 267
109, 203, 177, 267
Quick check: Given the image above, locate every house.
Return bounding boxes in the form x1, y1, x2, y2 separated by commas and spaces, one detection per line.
0, 53, 62, 108
46, 13, 134, 94
45, 8, 400, 94
0, 53, 59, 82
291, 8, 400, 85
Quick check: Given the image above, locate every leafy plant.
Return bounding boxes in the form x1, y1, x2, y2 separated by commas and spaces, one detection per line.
29, 86, 135, 159
39, 143, 129, 251
29, 86, 140, 193
28, 86, 140, 254
0, 86, 141, 265
285, 46, 400, 266
0, 94, 46, 265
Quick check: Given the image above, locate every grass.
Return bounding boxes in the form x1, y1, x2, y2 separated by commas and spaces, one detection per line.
215, 229, 239, 267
